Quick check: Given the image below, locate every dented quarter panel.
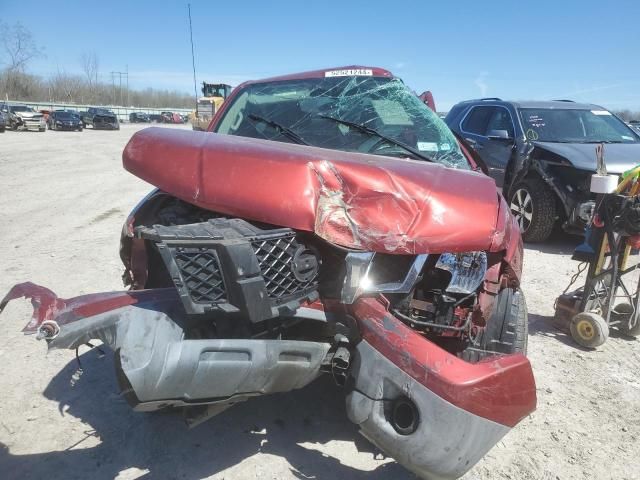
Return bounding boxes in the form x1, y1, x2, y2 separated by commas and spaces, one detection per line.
123, 128, 500, 254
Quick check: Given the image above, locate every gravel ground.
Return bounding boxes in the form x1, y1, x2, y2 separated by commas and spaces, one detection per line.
0, 124, 638, 480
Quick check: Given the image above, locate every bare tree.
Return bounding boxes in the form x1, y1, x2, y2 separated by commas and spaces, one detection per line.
80, 51, 99, 101
0, 21, 43, 72
0, 21, 44, 98
50, 67, 84, 103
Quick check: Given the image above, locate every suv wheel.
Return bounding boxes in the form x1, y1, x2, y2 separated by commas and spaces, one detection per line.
509, 177, 556, 242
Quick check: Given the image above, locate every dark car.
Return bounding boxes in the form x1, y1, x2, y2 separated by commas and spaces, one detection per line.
81, 107, 120, 130
149, 113, 162, 123
47, 110, 83, 131
2, 66, 535, 480
445, 99, 640, 241
130, 112, 150, 123
629, 120, 640, 134
0, 110, 6, 132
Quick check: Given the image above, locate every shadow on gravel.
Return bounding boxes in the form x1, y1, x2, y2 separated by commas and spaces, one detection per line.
523, 230, 582, 256
0, 350, 413, 480
527, 313, 585, 349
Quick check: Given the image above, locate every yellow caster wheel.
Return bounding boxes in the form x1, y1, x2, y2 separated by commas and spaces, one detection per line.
570, 312, 609, 348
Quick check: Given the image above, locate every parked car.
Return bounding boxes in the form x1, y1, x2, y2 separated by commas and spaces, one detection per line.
39, 109, 52, 123
0, 104, 46, 131
130, 112, 150, 123
0, 111, 6, 132
149, 113, 162, 123
160, 111, 183, 123
1, 66, 536, 480
47, 110, 83, 131
80, 107, 120, 130
629, 120, 640, 134
445, 99, 640, 241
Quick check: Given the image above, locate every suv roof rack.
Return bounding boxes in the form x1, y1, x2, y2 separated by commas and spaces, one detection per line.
479, 97, 502, 101
552, 99, 575, 102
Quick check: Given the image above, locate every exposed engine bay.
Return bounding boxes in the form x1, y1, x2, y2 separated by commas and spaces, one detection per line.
120, 193, 508, 362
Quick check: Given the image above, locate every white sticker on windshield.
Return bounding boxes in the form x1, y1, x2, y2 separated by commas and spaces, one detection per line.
417, 142, 438, 152
622, 135, 634, 140
591, 110, 611, 116
440, 143, 452, 151
324, 69, 373, 77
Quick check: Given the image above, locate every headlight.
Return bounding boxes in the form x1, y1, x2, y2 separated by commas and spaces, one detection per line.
342, 252, 428, 304
435, 252, 487, 294
56, 121, 62, 125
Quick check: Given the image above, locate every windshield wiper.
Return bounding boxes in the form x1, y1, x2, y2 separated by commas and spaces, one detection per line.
248, 113, 309, 146
319, 114, 434, 163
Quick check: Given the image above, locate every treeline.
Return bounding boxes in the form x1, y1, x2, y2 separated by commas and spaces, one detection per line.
1, 69, 196, 108
1, 21, 194, 108
613, 110, 640, 122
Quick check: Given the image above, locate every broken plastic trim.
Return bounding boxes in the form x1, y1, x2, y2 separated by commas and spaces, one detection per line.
1, 283, 330, 412
341, 253, 428, 303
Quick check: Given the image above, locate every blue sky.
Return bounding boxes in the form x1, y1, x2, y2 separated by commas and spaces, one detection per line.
1, 0, 640, 111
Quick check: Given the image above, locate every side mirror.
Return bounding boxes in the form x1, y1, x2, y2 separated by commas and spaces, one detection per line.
487, 129, 512, 140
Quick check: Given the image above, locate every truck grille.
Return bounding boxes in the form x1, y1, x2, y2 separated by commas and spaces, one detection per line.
138, 218, 319, 321
174, 249, 226, 303
253, 235, 315, 299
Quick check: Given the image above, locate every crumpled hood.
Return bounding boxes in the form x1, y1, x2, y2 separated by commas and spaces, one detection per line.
14, 111, 42, 119
123, 128, 502, 254
534, 141, 640, 174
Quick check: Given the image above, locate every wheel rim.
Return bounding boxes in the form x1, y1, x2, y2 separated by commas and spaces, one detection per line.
576, 319, 595, 340
510, 188, 533, 233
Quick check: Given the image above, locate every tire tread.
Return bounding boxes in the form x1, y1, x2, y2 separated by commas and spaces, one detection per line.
510, 177, 556, 243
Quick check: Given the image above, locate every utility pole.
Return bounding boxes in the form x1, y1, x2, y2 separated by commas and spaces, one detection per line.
110, 70, 129, 106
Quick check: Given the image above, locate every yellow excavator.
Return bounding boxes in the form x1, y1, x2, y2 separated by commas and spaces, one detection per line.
190, 82, 233, 131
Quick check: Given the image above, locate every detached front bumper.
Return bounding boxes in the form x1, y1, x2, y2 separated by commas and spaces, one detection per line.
1, 283, 536, 479
0, 283, 329, 415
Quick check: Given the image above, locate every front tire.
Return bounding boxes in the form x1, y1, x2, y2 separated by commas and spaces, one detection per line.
509, 177, 557, 242
463, 288, 528, 361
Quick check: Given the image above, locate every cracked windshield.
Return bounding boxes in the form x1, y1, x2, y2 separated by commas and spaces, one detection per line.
215, 75, 469, 169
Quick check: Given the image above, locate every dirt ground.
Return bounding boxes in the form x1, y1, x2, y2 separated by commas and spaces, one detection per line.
0, 124, 638, 480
